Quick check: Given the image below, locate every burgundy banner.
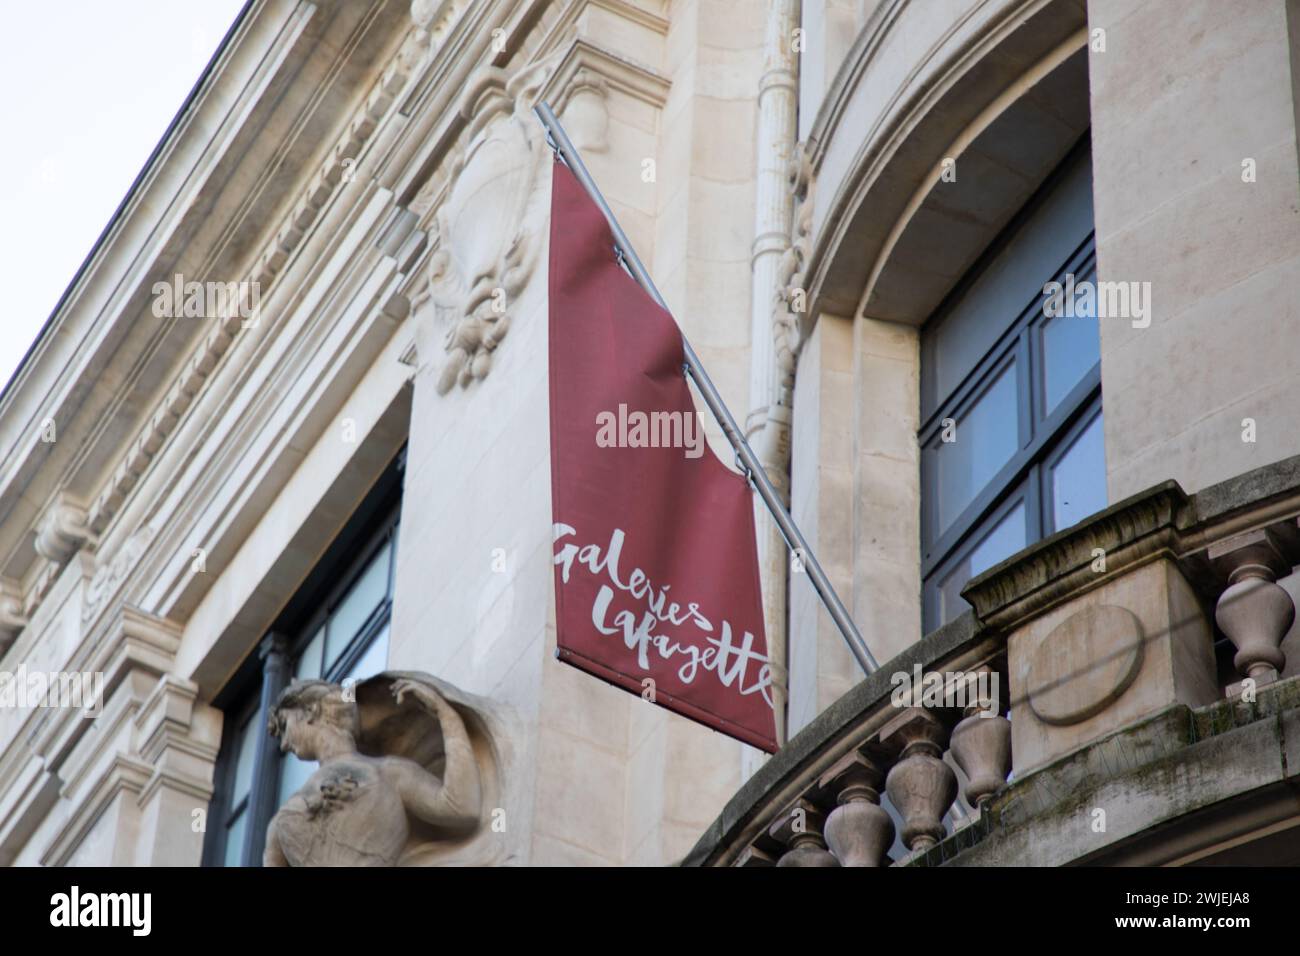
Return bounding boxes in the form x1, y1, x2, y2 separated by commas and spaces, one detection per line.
546, 160, 777, 753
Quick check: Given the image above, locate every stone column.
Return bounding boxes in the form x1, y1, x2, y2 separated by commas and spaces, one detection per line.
746, 0, 802, 760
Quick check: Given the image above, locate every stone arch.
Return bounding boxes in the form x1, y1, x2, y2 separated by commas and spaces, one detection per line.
805, 0, 1091, 328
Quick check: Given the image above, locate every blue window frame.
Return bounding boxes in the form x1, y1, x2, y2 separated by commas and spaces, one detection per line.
920, 142, 1103, 631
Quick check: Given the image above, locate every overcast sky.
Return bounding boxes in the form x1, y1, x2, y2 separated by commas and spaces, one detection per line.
0, 0, 247, 393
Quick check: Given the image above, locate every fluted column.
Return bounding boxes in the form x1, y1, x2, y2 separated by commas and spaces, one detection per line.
1210, 528, 1295, 685
769, 798, 838, 866
948, 666, 1012, 811
744, 0, 802, 764
821, 752, 894, 866
882, 708, 957, 853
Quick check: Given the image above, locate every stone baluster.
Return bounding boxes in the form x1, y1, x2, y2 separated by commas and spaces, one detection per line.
948, 665, 1013, 811
768, 798, 838, 866
1210, 528, 1295, 685
882, 707, 957, 853
820, 752, 894, 866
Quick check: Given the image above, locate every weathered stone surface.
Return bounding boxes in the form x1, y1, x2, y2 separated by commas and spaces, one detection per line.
1024, 605, 1144, 726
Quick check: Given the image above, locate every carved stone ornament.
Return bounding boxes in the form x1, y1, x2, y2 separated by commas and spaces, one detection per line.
83, 525, 156, 622
0, 580, 26, 654
34, 497, 94, 565
773, 147, 813, 387
560, 69, 610, 153
264, 670, 505, 866
1026, 604, 1144, 726
420, 59, 554, 394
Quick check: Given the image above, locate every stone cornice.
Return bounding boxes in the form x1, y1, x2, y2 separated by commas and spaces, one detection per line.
961, 482, 1193, 630
83, 10, 422, 545
1, 1, 430, 628
543, 37, 670, 110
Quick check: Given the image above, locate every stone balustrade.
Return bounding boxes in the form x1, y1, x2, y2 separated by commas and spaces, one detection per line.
685, 456, 1300, 867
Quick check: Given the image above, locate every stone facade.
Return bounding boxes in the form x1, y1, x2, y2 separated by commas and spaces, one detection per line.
2, 0, 1299, 868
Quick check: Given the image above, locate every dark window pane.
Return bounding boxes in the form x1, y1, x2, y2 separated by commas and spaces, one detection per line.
938, 502, 1026, 625
935, 362, 1019, 534
1051, 411, 1106, 531
230, 713, 258, 804
223, 808, 247, 868
1041, 273, 1100, 414
325, 544, 390, 669
343, 622, 389, 684
294, 625, 325, 680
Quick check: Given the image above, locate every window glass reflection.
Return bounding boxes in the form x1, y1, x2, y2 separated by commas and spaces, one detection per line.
1041, 270, 1100, 415
343, 623, 389, 684
1052, 412, 1106, 532
935, 363, 1019, 533
325, 545, 390, 670
938, 502, 1026, 625
223, 810, 246, 867
230, 712, 258, 802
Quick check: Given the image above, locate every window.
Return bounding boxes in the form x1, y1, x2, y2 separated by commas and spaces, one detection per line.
920, 142, 1103, 631
203, 451, 403, 866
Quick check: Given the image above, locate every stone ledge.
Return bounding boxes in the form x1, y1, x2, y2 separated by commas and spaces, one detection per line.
964, 453, 1300, 632
961, 480, 1191, 630
1191, 452, 1300, 525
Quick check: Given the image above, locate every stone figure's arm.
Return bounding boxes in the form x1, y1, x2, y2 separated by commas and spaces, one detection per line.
389, 679, 482, 829
263, 820, 288, 867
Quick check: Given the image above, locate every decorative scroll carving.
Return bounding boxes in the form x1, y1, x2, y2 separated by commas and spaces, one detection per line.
560, 68, 609, 153
83, 525, 157, 623
34, 497, 94, 564
773, 147, 813, 388
0, 579, 26, 653
420, 60, 554, 394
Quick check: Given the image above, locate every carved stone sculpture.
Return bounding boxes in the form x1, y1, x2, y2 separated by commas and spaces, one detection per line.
263, 671, 487, 866
418, 59, 554, 394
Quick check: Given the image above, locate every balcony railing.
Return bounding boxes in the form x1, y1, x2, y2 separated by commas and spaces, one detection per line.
684, 456, 1300, 866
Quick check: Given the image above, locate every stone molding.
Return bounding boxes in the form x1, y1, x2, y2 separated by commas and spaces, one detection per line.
80, 17, 434, 547
801, 0, 1087, 318
960, 481, 1192, 630
0, 579, 26, 654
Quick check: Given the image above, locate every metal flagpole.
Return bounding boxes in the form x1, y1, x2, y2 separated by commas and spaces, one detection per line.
535, 101, 879, 676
